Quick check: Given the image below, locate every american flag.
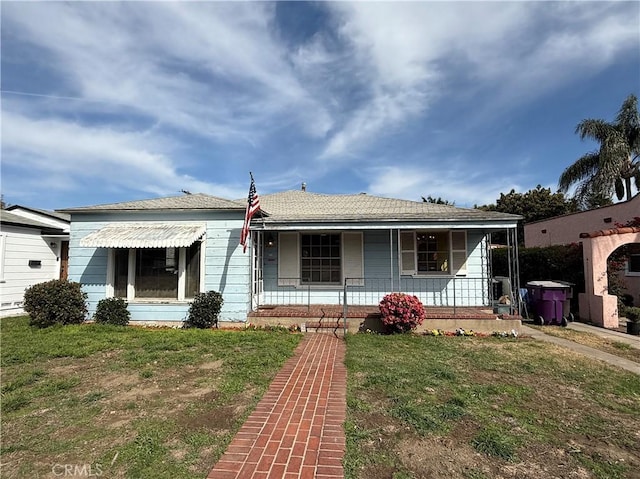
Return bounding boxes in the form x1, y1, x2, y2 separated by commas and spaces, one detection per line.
240, 173, 260, 253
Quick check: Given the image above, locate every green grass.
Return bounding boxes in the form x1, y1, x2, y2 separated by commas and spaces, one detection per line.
344, 333, 640, 479
471, 425, 519, 461
0, 316, 301, 479
4, 316, 639, 479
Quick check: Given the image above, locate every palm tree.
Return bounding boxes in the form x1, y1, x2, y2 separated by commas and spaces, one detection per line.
559, 94, 640, 208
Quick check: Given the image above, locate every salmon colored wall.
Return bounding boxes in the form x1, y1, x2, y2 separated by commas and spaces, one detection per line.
525, 196, 640, 323
524, 195, 639, 248
579, 231, 640, 328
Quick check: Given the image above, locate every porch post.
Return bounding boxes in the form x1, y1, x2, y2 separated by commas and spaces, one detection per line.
390, 229, 394, 292
250, 230, 255, 312
512, 227, 520, 315
396, 229, 402, 291
343, 284, 348, 336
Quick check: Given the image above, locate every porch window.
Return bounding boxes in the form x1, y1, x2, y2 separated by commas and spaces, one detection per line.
417, 232, 449, 273
108, 242, 202, 300
277, 232, 363, 286
401, 230, 467, 276
301, 234, 341, 284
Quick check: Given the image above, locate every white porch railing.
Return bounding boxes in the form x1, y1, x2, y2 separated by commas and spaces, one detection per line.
261, 276, 494, 311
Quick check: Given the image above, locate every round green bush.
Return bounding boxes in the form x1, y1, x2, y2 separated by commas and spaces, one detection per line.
23, 279, 88, 328
625, 306, 640, 323
94, 297, 130, 326
186, 291, 224, 328
379, 292, 425, 333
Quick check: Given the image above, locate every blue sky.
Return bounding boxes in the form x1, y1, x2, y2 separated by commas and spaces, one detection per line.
1, 1, 639, 210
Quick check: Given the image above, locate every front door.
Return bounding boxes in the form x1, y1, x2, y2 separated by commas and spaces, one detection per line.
59, 241, 69, 280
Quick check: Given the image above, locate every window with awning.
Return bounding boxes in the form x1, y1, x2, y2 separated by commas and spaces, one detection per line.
81, 223, 206, 301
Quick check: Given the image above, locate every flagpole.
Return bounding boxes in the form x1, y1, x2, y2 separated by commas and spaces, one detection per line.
250, 171, 266, 230
241, 171, 262, 253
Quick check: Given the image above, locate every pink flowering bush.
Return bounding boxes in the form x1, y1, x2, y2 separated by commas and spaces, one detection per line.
379, 293, 425, 333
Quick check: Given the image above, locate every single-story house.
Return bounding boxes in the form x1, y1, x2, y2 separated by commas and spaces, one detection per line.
59, 189, 521, 326
0, 209, 70, 317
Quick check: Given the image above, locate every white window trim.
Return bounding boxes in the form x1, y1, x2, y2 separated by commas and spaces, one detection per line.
106, 242, 204, 302
626, 254, 640, 277
199, 237, 206, 295
106, 249, 115, 298
127, 249, 136, 300
278, 232, 364, 287
177, 247, 186, 301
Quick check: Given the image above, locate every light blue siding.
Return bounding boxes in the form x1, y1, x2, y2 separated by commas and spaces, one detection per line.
69, 211, 250, 323
261, 229, 491, 307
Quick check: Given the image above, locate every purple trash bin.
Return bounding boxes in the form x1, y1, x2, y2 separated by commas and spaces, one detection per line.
526, 281, 571, 326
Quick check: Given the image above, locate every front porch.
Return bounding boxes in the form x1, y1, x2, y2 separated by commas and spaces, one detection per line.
248, 304, 522, 334
251, 227, 522, 322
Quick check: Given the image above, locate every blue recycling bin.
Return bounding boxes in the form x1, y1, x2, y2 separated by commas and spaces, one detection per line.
526, 281, 572, 326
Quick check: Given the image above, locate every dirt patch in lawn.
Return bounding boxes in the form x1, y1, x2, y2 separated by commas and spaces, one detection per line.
346, 335, 640, 479
1, 352, 240, 479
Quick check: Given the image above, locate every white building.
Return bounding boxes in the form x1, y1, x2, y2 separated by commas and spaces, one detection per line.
0, 208, 70, 317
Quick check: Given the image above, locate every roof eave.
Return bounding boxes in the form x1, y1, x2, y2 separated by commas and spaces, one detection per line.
254, 217, 520, 230
58, 207, 245, 214
1, 220, 65, 234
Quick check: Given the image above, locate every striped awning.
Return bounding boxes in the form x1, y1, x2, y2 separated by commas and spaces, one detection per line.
79, 223, 206, 248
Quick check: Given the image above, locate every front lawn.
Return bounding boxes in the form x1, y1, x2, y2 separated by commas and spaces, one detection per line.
345, 333, 640, 479
3, 316, 639, 479
0, 316, 301, 479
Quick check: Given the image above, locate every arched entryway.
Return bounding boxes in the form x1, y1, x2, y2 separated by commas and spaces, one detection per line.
578, 227, 640, 328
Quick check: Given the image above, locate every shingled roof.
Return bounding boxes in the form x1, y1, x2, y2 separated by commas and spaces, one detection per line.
7, 205, 70, 222
58, 190, 520, 225
58, 193, 245, 213
1, 210, 66, 233
258, 190, 520, 224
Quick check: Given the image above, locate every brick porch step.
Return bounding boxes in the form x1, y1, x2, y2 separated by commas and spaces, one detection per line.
305, 321, 345, 329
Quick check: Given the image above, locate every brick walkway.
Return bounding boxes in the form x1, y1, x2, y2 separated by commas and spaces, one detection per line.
207, 333, 347, 479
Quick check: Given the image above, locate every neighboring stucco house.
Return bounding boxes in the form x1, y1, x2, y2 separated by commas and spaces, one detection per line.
60, 190, 521, 325
524, 195, 640, 305
524, 195, 639, 248
0, 209, 70, 317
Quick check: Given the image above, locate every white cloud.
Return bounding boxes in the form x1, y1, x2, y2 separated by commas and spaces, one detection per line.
1, 111, 246, 200
319, 2, 639, 160
1, 2, 637, 208
1, 2, 332, 143
365, 163, 528, 208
